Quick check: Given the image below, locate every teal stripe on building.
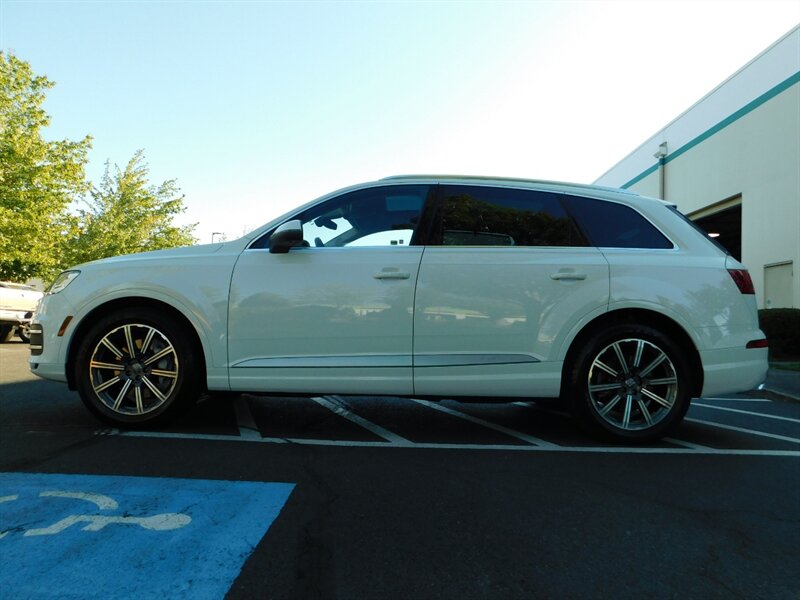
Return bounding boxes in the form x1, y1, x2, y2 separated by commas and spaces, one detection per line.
622, 70, 800, 190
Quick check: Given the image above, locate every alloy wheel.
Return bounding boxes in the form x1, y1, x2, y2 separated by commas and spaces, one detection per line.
586, 338, 679, 432
88, 323, 179, 416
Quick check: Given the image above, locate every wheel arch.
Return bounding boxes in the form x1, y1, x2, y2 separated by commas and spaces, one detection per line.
66, 297, 207, 391
560, 308, 703, 398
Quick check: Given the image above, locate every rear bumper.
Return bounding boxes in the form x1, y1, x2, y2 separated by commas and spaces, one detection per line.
700, 346, 768, 397
0, 308, 33, 326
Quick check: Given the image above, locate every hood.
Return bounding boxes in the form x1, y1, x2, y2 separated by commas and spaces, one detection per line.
76, 242, 229, 270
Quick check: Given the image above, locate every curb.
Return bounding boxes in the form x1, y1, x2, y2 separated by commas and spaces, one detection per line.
755, 385, 800, 403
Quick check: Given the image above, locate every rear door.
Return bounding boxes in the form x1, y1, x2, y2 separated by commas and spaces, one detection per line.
413, 185, 609, 398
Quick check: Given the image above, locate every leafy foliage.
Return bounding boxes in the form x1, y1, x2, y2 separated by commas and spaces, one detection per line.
67, 150, 196, 266
1, 53, 197, 282
0, 51, 92, 281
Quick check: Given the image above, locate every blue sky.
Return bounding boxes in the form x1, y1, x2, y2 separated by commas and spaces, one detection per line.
2, 1, 798, 243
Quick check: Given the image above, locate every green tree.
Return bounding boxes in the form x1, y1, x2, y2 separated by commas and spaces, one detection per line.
67, 150, 196, 265
0, 52, 92, 281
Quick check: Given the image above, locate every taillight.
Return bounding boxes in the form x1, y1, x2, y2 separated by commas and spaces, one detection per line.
728, 269, 755, 294
746, 339, 769, 349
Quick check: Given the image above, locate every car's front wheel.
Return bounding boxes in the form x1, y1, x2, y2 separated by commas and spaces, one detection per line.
566, 324, 693, 443
74, 307, 201, 427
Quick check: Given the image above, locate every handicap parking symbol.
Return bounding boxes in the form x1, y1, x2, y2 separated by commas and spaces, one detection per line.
0, 472, 295, 599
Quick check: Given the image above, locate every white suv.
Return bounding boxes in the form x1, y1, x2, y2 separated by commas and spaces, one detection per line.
29, 176, 768, 442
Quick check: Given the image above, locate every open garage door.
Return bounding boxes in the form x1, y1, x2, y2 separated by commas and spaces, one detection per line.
689, 200, 742, 261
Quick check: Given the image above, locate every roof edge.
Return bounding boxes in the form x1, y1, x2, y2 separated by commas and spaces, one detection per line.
381, 174, 639, 195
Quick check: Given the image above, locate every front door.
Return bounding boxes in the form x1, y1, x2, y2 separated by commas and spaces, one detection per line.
227, 184, 432, 395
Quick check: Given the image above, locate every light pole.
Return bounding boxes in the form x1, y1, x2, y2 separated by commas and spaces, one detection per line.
654, 142, 668, 200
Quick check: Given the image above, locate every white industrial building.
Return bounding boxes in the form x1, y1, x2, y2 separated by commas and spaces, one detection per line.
595, 25, 799, 309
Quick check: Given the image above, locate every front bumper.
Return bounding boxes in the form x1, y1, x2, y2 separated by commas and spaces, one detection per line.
27, 295, 73, 384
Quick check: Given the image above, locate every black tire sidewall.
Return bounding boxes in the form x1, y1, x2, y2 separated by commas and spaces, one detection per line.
74, 307, 200, 427
567, 324, 693, 443
0, 325, 14, 343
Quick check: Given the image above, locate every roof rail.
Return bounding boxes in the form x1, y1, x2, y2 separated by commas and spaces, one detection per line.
380, 174, 637, 194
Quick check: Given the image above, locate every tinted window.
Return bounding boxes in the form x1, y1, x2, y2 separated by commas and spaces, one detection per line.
563, 195, 673, 249
433, 186, 587, 247
668, 205, 730, 255
252, 185, 430, 249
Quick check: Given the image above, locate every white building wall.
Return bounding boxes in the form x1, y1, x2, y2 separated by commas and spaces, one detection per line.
595, 26, 800, 309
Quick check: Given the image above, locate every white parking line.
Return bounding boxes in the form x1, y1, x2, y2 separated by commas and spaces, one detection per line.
234, 396, 262, 440
663, 437, 711, 450
411, 399, 558, 447
685, 418, 800, 444
700, 398, 771, 402
311, 395, 412, 445
115, 430, 800, 456
118, 431, 287, 443
692, 402, 800, 424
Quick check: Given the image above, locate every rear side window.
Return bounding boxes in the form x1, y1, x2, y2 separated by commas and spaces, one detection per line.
563, 195, 673, 249
433, 185, 588, 247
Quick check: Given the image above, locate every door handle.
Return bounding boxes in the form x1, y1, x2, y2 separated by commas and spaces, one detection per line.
550, 272, 587, 281
374, 270, 411, 280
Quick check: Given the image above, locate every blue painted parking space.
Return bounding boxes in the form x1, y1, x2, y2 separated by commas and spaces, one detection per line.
0, 472, 295, 599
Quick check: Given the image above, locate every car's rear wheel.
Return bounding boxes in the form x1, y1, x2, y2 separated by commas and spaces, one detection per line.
74, 307, 201, 427
0, 325, 14, 343
566, 324, 693, 443
17, 323, 31, 343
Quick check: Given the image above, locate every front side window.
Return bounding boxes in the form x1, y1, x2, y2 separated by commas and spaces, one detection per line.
432, 185, 587, 247
563, 195, 673, 249
299, 185, 430, 248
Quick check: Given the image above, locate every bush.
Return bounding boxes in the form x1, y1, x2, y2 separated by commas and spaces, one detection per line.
758, 309, 800, 360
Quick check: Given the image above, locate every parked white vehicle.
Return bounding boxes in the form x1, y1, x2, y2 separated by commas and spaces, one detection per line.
29, 176, 768, 441
0, 281, 43, 343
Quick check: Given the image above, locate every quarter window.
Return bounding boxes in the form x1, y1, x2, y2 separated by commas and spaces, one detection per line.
563, 195, 673, 249
433, 185, 587, 247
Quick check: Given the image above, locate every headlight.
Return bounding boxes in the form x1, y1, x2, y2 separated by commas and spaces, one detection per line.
47, 270, 81, 294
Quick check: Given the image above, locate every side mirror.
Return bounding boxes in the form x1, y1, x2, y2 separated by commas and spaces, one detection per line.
269, 220, 304, 254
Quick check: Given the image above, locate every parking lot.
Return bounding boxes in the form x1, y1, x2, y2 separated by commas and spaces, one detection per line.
2, 340, 799, 599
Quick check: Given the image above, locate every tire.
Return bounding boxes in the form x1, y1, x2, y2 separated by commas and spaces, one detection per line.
565, 324, 693, 443
17, 324, 30, 343
0, 325, 14, 343
74, 307, 202, 427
